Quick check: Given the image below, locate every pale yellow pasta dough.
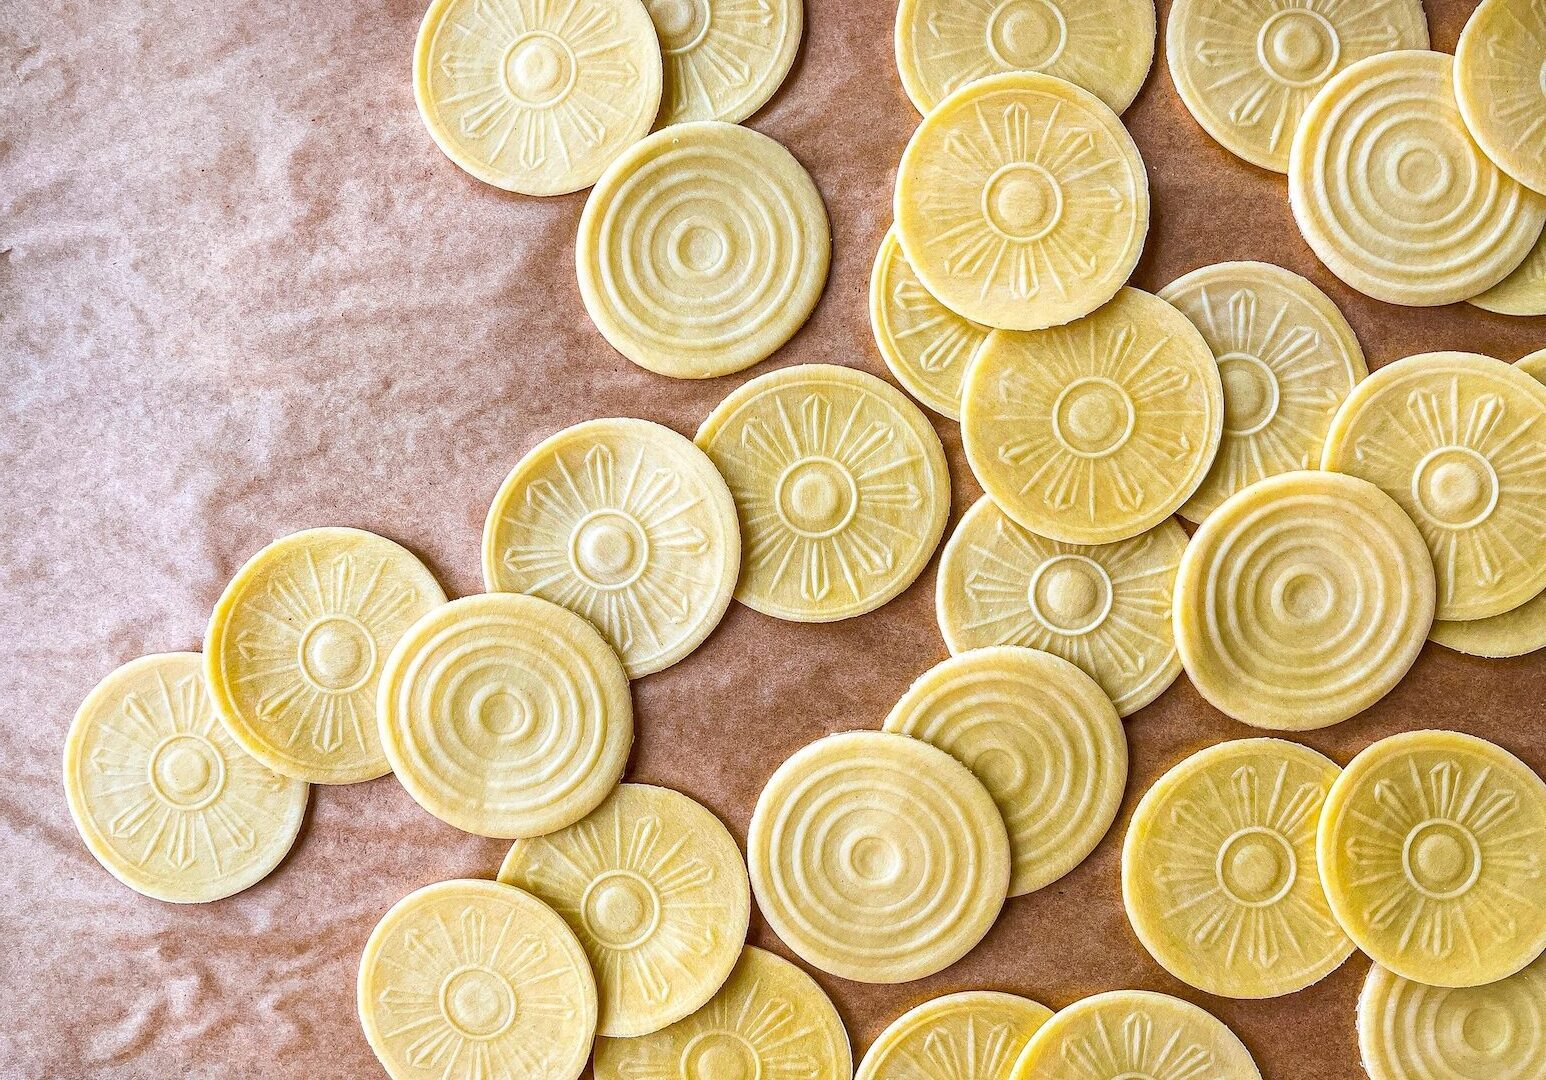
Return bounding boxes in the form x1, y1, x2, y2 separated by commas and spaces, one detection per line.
894, 0, 1155, 115
1358, 954, 1546, 1080
869, 227, 991, 421
577, 120, 830, 379
377, 593, 632, 839
357, 878, 597, 1080
884, 646, 1126, 896
593, 946, 851, 1080
1289, 50, 1546, 306
63, 653, 308, 904
1009, 990, 1262, 1080
499, 783, 751, 1038
1159, 261, 1366, 523
961, 288, 1223, 544
1122, 738, 1354, 999
205, 527, 447, 784
696, 364, 951, 622
1174, 471, 1435, 731
1469, 225, 1546, 316
482, 417, 740, 677
856, 991, 1053, 1080
413, 0, 663, 195
1455, 0, 1546, 196
1321, 351, 1546, 622
649, 0, 802, 125
937, 498, 1187, 716
1318, 730, 1546, 988
894, 72, 1149, 331
1168, 0, 1429, 172
747, 730, 1010, 984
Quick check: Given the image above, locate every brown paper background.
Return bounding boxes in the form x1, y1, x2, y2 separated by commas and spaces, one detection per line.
3, 0, 1545, 1075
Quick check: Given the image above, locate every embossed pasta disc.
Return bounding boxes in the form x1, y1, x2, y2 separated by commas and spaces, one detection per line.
1009, 990, 1262, 1080
1318, 730, 1546, 988
62, 653, 308, 904
1358, 955, 1546, 1080
893, 72, 1149, 331
413, 0, 663, 196
884, 646, 1127, 897
1469, 225, 1546, 316
1321, 351, 1546, 622
695, 364, 951, 622
499, 783, 751, 1037
205, 527, 448, 785
357, 879, 598, 1080
937, 498, 1187, 716
1455, 0, 1546, 197
1288, 50, 1546, 306
869, 227, 992, 421
1159, 261, 1367, 523
482, 417, 740, 678
856, 991, 1053, 1080
577, 121, 830, 379
747, 730, 1011, 984
648, 0, 802, 125
893, 0, 1155, 116
377, 593, 632, 839
1174, 471, 1434, 731
1168, 0, 1429, 172
593, 945, 851, 1080
1121, 739, 1354, 999
961, 288, 1224, 544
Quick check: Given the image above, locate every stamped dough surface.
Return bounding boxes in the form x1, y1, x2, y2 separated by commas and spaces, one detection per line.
205, 527, 447, 785
377, 593, 632, 839
593, 945, 851, 1080
1321, 351, 1546, 622
894, 72, 1149, 331
1175, 470, 1433, 730
1122, 738, 1353, 999
499, 783, 750, 1038
649, 0, 802, 125
869, 227, 991, 421
696, 364, 951, 622
962, 288, 1223, 544
1320, 730, 1546, 988
413, 0, 663, 196
856, 991, 1053, 1080
1168, 0, 1429, 172
894, 0, 1155, 116
1289, 50, 1546, 306
577, 120, 830, 379
1469, 225, 1546, 316
1358, 954, 1546, 1080
63, 653, 308, 904
885, 646, 1126, 896
1009, 989, 1263, 1080
1455, 0, 1546, 197
357, 879, 597, 1080
482, 417, 740, 678
1159, 261, 1366, 523
937, 498, 1187, 716
747, 730, 1010, 984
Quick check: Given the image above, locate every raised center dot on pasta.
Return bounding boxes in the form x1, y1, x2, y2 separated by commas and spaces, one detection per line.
646, 0, 803, 125
377, 592, 632, 839
894, 72, 1150, 331
576, 121, 830, 379
1122, 738, 1353, 998
748, 730, 1010, 983
357, 879, 598, 1080
1319, 730, 1546, 988
856, 991, 1053, 1080
696, 364, 951, 623
500, 784, 751, 1038
1174, 470, 1434, 731
961, 288, 1222, 544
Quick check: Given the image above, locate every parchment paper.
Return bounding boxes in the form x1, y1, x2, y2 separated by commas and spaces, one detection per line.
3, 0, 1544, 1076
